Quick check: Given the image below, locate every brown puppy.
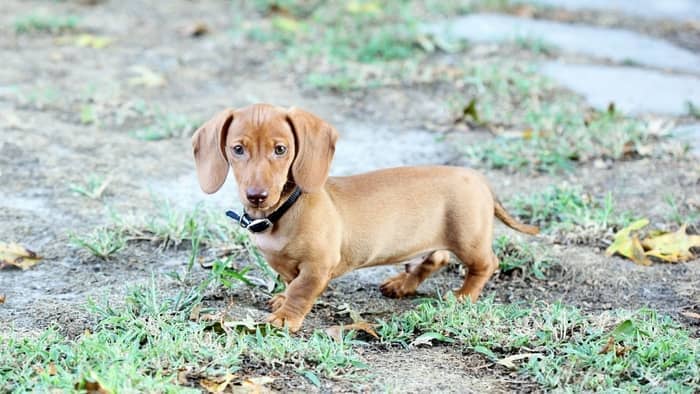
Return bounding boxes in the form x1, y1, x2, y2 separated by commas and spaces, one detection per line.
192, 103, 538, 332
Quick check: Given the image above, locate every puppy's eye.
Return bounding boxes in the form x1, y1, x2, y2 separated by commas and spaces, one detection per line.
232, 145, 245, 155
274, 145, 287, 156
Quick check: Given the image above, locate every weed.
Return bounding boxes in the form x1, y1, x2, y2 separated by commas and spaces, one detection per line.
505, 185, 633, 245
68, 174, 111, 199
131, 109, 200, 141
69, 227, 125, 259
79, 104, 99, 125
0, 281, 364, 392
664, 195, 700, 229
493, 236, 552, 279
513, 35, 555, 55
14, 14, 79, 34
687, 101, 700, 119
452, 62, 661, 173
378, 296, 700, 392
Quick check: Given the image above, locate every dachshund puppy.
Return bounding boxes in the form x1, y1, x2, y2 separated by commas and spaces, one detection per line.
192, 104, 538, 331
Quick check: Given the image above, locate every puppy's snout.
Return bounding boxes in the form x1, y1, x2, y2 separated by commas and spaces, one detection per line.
246, 188, 269, 205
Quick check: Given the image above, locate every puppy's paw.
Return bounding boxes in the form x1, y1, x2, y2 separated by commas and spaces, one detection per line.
265, 309, 304, 332
268, 293, 287, 312
380, 272, 418, 298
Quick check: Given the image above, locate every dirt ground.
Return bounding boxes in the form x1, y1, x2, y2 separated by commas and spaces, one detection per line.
1, 1, 699, 392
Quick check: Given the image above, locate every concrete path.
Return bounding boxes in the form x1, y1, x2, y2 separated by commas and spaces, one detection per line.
540, 62, 700, 115
426, 13, 700, 74
519, 0, 700, 22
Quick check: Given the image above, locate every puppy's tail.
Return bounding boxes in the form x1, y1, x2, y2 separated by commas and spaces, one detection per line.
494, 199, 539, 235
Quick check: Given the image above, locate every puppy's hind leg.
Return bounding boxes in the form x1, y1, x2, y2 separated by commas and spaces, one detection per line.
453, 246, 498, 302
380, 250, 451, 298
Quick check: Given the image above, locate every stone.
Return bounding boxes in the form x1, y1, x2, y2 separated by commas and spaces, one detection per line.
425, 13, 700, 74
540, 61, 700, 115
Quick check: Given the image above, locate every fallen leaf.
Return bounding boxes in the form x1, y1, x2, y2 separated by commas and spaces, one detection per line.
180, 22, 209, 37
411, 331, 454, 346
128, 65, 166, 87
346, 1, 381, 15
325, 322, 378, 342
455, 98, 480, 125
189, 304, 201, 321
0, 242, 43, 270
642, 224, 700, 263
605, 219, 652, 265
681, 311, 700, 320
199, 373, 236, 393
75, 377, 111, 394
0, 294, 4, 304
239, 376, 275, 393
495, 353, 542, 369
272, 17, 302, 33
48, 362, 57, 376
75, 34, 112, 49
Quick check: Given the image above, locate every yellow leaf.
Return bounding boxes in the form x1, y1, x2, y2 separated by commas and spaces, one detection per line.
0, 242, 43, 270
605, 219, 651, 265
346, 1, 381, 14
75, 34, 112, 49
642, 224, 700, 263
128, 66, 166, 88
272, 17, 302, 33
199, 373, 236, 393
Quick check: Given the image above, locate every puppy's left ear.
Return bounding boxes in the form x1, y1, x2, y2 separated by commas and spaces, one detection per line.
286, 108, 339, 193
192, 108, 235, 194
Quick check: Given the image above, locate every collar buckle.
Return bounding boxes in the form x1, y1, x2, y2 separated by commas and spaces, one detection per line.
245, 217, 272, 233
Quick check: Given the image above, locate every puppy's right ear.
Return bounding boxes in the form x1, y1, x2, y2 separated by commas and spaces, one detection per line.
192, 109, 235, 194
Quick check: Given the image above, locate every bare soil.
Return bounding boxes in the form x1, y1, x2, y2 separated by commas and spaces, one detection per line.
1, 1, 699, 392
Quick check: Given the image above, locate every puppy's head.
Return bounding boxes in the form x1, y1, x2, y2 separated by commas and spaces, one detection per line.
192, 104, 338, 213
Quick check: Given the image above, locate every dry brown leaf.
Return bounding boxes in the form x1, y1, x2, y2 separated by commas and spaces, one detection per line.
180, 22, 209, 37
642, 224, 700, 263
238, 376, 275, 394
189, 304, 201, 321
325, 322, 378, 342
75, 378, 111, 394
199, 373, 236, 393
0, 242, 43, 270
495, 353, 542, 369
48, 362, 57, 376
0, 294, 5, 304
681, 311, 700, 320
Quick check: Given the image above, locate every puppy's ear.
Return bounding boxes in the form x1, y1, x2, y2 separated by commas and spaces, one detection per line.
192, 109, 235, 194
286, 108, 339, 193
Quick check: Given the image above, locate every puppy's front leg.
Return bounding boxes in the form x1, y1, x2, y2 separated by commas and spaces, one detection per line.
266, 263, 330, 332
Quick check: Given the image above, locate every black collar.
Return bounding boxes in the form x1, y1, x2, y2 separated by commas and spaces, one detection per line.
225, 186, 302, 233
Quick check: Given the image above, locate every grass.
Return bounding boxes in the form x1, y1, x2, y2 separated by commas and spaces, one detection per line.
130, 109, 200, 141
505, 185, 634, 245
0, 280, 364, 392
494, 236, 553, 280
378, 296, 700, 392
69, 227, 125, 260
68, 174, 111, 200
14, 14, 79, 34
458, 65, 655, 173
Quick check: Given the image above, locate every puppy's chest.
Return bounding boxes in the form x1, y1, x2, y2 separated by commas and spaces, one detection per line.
252, 232, 289, 256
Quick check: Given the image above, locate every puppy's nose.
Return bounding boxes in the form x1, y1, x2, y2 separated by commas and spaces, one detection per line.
246, 188, 268, 205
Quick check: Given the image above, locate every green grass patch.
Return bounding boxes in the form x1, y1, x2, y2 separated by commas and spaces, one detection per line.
378, 296, 700, 392
494, 236, 553, 279
130, 109, 200, 141
0, 280, 364, 392
14, 14, 79, 34
458, 65, 654, 173
505, 185, 633, 245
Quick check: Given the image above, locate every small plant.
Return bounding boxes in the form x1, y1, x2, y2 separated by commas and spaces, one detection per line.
514, 34, 555, 55
493, 236, 552, 279
506, 186, 633, 245
69, 174, 112, 199
378, 296, 700, 392
69, 228, 125, 259
131, 110, 200, 141
14, 14, 79, 34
